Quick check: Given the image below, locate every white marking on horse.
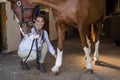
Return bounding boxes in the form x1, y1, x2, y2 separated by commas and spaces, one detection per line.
83, 36, 92, 69
84, 36, 91, 59
83, 47, 92, 69
86, 36, 91, 52
51, 48, 63, 73
94, 40, 100, 61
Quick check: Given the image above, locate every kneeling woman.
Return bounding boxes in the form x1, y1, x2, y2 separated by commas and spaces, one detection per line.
18, 14, 56, 73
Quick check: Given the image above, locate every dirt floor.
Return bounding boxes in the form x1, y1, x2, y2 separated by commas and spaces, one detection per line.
0, 37, 120, 80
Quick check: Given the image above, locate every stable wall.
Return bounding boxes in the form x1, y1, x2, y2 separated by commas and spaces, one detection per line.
4, 1, 21, 52
49, 8, 57, 41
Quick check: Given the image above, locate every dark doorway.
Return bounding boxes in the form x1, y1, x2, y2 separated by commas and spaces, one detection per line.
106, 0, 119, 15
65, 27, 79, 39
40, 11, 49, 35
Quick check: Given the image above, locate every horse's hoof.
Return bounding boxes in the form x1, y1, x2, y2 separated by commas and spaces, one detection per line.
86, 69, 93, 74
95, 61, 100, 65
51, 71, 59, 75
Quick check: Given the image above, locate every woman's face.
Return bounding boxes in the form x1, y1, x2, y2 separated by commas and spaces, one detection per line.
35, 17, 44, 30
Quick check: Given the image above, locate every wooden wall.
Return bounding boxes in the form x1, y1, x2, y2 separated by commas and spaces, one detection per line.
0, 3, 7, 52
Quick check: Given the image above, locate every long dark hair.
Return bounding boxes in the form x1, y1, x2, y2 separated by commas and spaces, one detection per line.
35, 14, 46, 30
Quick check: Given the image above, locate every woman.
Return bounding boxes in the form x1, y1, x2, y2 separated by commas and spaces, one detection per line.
18, 14, 56, 73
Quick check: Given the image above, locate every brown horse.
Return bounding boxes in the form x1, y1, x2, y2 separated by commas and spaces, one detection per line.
7, 0, 34, 36
28, 0, 105, 74
8, 0, 105, 74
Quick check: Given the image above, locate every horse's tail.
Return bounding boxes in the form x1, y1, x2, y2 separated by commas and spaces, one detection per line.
91, 24, 95, 42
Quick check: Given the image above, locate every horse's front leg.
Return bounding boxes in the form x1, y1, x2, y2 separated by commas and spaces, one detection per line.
51, 24, 65, 75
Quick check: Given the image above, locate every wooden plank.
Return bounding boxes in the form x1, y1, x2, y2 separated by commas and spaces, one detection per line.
1, 3, 7, 51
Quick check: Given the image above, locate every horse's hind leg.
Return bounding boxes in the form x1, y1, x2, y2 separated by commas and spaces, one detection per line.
93, 17, 103, 65
94, 39, 100, 65
78, 24, 93, 73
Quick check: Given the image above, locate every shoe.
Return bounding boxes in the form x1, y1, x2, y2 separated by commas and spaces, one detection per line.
37, 63, 46, 73
20, 60, 30, 70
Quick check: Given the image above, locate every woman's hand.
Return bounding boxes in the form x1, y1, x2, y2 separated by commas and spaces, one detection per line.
33, 35, 40, 39
53, 54, 57, 58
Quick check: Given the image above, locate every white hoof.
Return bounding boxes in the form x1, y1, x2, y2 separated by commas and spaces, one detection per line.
51, 66, 59, 75
51, 70, 59, 75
